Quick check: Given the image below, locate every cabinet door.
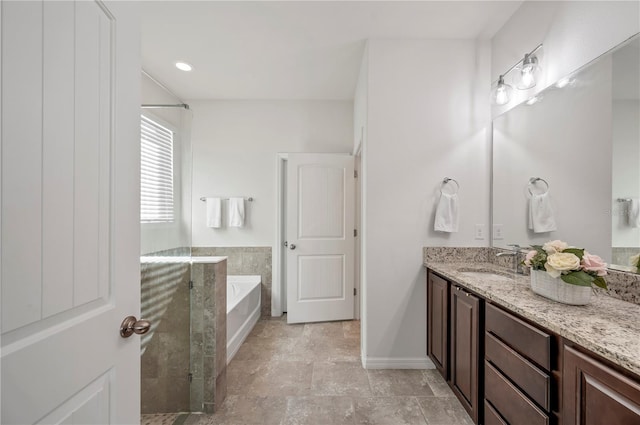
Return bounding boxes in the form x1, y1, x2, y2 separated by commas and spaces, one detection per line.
450, 285, 481, 424
427, 271, 449, 378
564, 344, 640, 425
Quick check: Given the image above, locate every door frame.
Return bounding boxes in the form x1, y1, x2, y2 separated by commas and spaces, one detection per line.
274, 152, 360, 319
273, 153, 288, 317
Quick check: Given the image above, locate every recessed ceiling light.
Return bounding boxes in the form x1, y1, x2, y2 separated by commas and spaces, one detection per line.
175, 62, 193, 72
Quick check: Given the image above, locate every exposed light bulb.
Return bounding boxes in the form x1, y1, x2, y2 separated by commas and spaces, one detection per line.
526, 96, 540, 106
556, 77, 573, 88
515, 53, 540, 90
492, 75, 513, 105
175, 62, 193, 72
495, 86, 509, 105
520, 68, 535, 88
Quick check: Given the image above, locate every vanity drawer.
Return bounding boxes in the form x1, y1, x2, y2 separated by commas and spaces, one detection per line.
486, 303, 551, 371
485, 332, 550, 410
484, 400, 508, 425
485, 362, 549, 425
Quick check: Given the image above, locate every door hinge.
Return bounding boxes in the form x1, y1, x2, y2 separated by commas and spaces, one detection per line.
353, 229, 357, 237
189, 280, 194, 289
354, 288, 357, 296
354, 170, 358, 178
188, 373, 193, 383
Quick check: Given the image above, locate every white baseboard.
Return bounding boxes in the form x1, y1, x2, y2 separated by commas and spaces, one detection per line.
362, 356, 436, 369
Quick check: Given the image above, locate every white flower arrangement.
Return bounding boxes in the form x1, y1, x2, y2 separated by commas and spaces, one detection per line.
523, 240, 608, 289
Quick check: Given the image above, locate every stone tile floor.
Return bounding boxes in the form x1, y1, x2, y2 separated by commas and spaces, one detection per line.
142, 316, 472, 425
141, 413, 181, 425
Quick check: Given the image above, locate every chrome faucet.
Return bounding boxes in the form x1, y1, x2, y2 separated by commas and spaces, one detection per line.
496, 244, 523, 274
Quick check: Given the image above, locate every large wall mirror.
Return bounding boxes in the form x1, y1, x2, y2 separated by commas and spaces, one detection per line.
492, 33, 640, 272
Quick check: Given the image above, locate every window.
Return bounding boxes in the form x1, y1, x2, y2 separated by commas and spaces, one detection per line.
140, 115, 174, 223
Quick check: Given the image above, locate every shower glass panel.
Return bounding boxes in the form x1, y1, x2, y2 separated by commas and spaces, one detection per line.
140, 105, 193, 414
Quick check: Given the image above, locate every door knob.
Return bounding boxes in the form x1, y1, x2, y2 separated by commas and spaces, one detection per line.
289, 244, 296, 250
120, 316, 151, 338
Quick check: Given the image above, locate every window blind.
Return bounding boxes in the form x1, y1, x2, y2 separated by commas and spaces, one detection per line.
141, 115, 174, 223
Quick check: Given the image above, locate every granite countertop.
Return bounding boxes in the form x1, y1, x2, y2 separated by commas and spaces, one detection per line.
424, 261, 640, 377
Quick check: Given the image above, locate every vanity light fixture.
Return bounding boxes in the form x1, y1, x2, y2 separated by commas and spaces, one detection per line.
491, 44, 543, 105
525, 96, 540, 106
555, 76, 574, 88
175, 61, 193, 72
515, 53, 541, 89
492, 75, 513, 105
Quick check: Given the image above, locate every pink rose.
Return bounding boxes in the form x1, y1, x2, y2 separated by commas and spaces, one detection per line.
581, 252, 607, 277
524, 250, 537, 267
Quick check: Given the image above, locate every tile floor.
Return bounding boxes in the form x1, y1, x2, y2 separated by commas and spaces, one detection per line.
143, 316, 473, 425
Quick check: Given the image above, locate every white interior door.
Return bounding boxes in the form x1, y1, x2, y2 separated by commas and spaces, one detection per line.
286, 154, 355, 324
1, 1, 141, 424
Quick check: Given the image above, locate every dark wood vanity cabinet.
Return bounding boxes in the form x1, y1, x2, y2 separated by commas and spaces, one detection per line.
427, 271, 449, 378
484, 303, 554, 425
427, 272, 481, 423
563, 344, 640, 425
425, 268, 640, 425
450, 284, 482, 424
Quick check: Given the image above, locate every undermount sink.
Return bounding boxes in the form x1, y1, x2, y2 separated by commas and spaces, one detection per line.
457, 269, 515, 282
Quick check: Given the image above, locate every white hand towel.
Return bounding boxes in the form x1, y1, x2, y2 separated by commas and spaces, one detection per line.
434, 192, 459, 233
228, 197, 245, 228
206, 198, 222, 228
629, 199, 640, 228
528, 192, 557, 233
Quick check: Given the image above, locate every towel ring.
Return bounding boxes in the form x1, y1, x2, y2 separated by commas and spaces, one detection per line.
441, 177, 459, 195
528, 177, 549, 196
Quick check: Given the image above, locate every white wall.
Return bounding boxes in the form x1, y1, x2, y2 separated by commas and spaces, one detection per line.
362, 39, 491, 366
140, 73, 192, 254
491, 0, 640, 260
353, 46, 369, 361
493, 57, 613, 260
189, 100, 353, 248
491, 1, 640, 117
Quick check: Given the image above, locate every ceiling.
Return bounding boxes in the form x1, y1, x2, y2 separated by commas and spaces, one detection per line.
141, 1, 523, 101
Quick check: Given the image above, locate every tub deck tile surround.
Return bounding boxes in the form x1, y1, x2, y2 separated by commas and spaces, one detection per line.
424, 247, 640, 377
192, 247, 272, 317
191, 259, 227, 414
179, 316, 473, 425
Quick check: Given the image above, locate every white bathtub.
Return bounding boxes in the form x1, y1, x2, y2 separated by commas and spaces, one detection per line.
226, 275, 261, 364
190, 256, 227, 264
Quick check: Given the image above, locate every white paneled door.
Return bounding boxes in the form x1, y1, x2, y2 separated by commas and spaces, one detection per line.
286, 154, 355, 324
1, 1, 141, 424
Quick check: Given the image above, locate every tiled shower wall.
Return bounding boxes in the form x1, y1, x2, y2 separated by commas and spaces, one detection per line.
140, 248, 191, 413
192, 247, 272, 316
